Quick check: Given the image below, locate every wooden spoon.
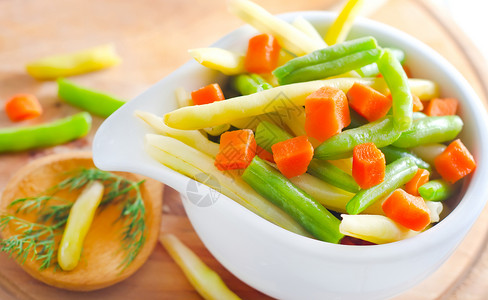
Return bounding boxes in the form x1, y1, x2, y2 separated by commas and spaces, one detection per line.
0, 152, 163, 291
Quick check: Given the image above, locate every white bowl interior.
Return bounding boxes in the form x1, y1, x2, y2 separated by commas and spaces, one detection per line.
93, 11, 488, 299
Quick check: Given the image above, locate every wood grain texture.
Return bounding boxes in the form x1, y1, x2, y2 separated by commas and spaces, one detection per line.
0, 0, 487, 299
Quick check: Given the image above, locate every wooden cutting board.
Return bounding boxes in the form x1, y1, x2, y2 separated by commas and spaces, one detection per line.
0, 0, 487, 299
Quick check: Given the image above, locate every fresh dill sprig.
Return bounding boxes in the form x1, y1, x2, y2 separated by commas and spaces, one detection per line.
0, 168, 147, 271
0, 215, 65, 270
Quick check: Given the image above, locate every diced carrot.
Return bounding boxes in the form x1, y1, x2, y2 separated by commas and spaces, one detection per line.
404, 168, 430, 196
423, 98, 459, 116
271, 136, 314, 178
347, 83, 391, 122
245, 33, 281, 74
434, 139, 476, 183
412, 94, 423, 112
5, 93, 43, 122
352, 143, 385, 189
305, 86, 350, 142
382, 189, 431, 231
191, 83, 225, 106
256, 145, 274, 163
215, 129, 256, 170
403, 65, 412, 78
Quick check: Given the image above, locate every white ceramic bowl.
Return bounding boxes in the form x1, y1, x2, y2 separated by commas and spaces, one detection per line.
93, 11, 488, 299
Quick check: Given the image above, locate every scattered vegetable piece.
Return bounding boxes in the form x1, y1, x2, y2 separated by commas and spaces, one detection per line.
57, 78, 125, 118
424, 98, 459, 116
377, 49, 413, 131
340, 214, 417, 244
5, 93, 43, 122
0, 112, 91, 153
352, 143, 386, 189
191, 83, 225, 105
324, 0, 364, 45
305, 86, 350, 142
188, 48, 245, 75
346, 157, 418, 215
434, 139, 476, 184
26, 44, 121, 80
381, 189, 431, 231
418, 179, 453, 202
58, 181, 104, 271
410, 143, 447, 166
404, 168, 430, 196
392, 116, 463, 148
242, 156, 343, 243
347, 82, 391, 122
314, 116, 401, 160
272, 136, 314, 178
215, 129, 257, 171
245, 33, 281, 73
159, 233, 241, 300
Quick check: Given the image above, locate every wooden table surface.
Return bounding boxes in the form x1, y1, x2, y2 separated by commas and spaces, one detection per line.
1, 0, 488, 299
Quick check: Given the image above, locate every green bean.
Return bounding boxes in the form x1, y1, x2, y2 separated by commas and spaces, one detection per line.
276, 48, 381, 85
242, 156, 343, 243
418, 179, 453, 202
273, 36, 378, 81
57, 78, 125, 118
314, 116, 402, 160
392, 116, 463, 148
232, 74, 272, 95
356, 47, 405, 77
377, 49, 412, 131
255, 121, 292, 152
346, 157, 418, 215
255, 121, 357, 192
307, 160, 360, 193
0, 112, 92, 153
380, 145, 431, 171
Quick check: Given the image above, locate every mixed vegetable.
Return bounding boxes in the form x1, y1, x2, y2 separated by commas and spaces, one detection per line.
141, 0, 477, 246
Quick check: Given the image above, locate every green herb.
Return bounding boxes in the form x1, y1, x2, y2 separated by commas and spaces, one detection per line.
0, 168, 146, 271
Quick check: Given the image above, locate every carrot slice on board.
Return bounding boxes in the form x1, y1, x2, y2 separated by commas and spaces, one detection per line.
434, 139, 476, 184
271, 136, 314, 178
382, 189, 430, 231
404, 168, 430, 196
5, 93, 43, 122
215, 129, 256, 170
305, 86, 350, 142
245, 33, 281, 74
352, 142, 386, 189
423, 98, 459, 116
191, 83, 225, 105
347, 82, 391, 122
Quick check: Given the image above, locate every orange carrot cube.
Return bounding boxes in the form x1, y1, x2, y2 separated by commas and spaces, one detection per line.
305, 86, 350, 142
347, 83, 391, 122
215, 129, 256, 171
245, 34, 281, 74
434, 139, 476, 183
352, 143, 386, 189
191, 83, 225, 105
271, 136, 314, 178
382, 189, 431, 231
